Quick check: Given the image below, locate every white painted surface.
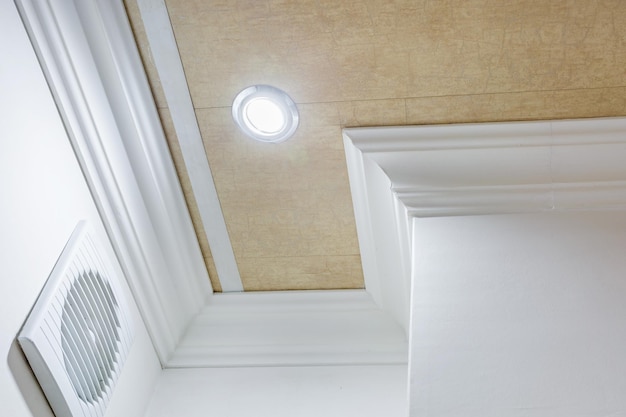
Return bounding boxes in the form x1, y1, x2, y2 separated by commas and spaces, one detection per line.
16, 0, 211, 362
344, 117, 626, 339
169, 290, 407, 367
145, 366, 408, 417
80, 0, 212, 303
343, 135, 411, 334
410, 212, 626, 416
346, 118, 626, 217
0, 3, 160, 416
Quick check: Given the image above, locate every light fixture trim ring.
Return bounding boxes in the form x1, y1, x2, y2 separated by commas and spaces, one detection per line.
232, 85, 299, 143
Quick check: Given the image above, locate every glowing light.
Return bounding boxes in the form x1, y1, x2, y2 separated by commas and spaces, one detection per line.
244, 98, 286, 134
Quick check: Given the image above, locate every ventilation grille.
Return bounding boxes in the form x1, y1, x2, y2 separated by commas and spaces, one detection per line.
19, 221, 134, 417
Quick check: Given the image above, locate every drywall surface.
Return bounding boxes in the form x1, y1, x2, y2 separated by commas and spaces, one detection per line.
0, 2, 160, 416
410, 212, 626, 417
145, 365, 408, 417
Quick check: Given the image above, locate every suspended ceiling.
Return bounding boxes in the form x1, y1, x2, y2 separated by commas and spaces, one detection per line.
123, 0, 626, 292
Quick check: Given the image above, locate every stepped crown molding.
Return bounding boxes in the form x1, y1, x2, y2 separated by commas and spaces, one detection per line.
345, 117, 626, 216
168, 290, 408, 368
343, 117, 626, 335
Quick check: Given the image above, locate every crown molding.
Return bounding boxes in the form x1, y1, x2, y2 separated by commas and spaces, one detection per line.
345, 117, 626, 153
395, 181, 626, 217
343, 136, 412, 334
343, 116, 626, 341
345, 117, 626, 217
167, 290, 408, 368
15, 0, 211, 364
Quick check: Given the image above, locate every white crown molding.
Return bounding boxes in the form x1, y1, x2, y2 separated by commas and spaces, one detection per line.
343, 116, 626, 340
345, 117, 626, 218
167, 290, 408, 368
343, 135, 412, 334
396, 181, 626, 217
343, 138, 384, 308
15, 0, 211, 364
345, 117, 626, 153
86, 0, 212, 303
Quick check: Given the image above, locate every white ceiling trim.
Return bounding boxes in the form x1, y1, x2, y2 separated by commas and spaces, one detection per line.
346, 118, 626, 213
134, 0, 243, 292
343, 116, 626, 337
343, 138, 411, 333
395, 181, 626, 217
343, 136, 411, 333
345, 117, 626, 152
14, 0, 212, 362
168, 290, 408, 368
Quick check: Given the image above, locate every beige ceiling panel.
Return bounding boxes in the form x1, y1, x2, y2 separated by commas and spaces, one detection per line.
338, 99, 407, 127
166, 0, 626, 110
405, 87, 626, 126
196, 103, 363, 291
239, 255, 364, 292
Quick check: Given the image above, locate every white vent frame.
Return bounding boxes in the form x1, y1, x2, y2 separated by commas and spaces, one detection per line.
19, 221, 134, 417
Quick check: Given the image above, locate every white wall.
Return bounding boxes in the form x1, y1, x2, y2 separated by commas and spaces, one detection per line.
145, 366, 408, 417
0, 2, 161, 416
410, 212, 626, 416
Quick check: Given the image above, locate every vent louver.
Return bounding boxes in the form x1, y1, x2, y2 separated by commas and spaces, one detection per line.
19, 221, 134, 417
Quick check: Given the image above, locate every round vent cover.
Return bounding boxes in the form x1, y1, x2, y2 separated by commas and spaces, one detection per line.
61, 270, 122, 403
19, 221, 133, 417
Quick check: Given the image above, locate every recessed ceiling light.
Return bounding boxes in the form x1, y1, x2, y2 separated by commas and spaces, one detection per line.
232, 85, 299, 143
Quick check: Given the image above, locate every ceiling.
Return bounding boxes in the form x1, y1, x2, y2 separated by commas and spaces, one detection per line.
123, 0, 626, 292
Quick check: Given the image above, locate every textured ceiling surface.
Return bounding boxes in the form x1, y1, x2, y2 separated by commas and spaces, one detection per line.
124, 0, 626, 292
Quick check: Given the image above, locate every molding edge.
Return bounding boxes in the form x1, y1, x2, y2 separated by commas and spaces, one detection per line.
90, 0, 212, 304
167, 290, 408, 368
343, 136, 384, 308
345, 117, 626, 153
396, 181, 626, 217
343, 135, 411, 334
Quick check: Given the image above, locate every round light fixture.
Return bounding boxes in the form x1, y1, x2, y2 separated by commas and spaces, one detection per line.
232, 85, 299, 143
